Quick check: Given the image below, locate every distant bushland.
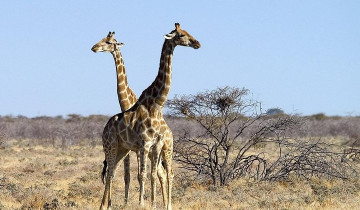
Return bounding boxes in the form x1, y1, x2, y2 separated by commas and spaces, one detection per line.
0, 112, 359, 147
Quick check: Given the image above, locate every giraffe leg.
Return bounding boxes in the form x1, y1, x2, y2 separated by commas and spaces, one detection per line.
162, 146, 173, 210
100, 150, 114, 209
136, 151, 141, 185
100, 168, 110, 210
123, 154, 130, 204
100, 146, 129, 210
139, 147, 149, 206
136, 150, 169, 207
150, 143, 163, 209
136, 148, 167, 207
100, 157, 116, 210
157, 159, 167, 207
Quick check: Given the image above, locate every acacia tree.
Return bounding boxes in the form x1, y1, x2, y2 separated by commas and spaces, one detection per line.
167, 86, 300, 185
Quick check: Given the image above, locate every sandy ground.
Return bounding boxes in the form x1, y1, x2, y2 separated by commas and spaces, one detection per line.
1, 139, 360, 209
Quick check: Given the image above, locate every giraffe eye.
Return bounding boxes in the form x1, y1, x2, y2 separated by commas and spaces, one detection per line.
106, 41, 111, 44
179, 34, 185, 38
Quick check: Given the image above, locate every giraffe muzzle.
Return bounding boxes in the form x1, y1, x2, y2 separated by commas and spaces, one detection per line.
191, 40, 201, 49
91, 45, 98, 52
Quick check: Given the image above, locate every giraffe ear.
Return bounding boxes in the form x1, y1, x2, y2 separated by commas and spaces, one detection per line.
164, 33, 176, 40
117, 42, 124, 47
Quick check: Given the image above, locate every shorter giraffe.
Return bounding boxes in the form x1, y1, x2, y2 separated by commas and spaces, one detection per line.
91, 32, 170, 205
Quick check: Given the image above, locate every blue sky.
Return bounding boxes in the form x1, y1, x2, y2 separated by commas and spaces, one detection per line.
1, 1, 359, 117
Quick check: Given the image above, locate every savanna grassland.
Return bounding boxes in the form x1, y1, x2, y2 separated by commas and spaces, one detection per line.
1, 114, 360, 209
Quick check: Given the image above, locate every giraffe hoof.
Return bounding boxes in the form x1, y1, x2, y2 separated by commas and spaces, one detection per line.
140, 201, 145, 207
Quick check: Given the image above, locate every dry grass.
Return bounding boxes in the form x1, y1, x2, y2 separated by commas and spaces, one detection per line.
1, 139, 359, 210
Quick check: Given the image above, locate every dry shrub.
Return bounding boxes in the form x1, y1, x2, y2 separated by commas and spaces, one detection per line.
263, 139, 357, 181
167, 87, 358, 186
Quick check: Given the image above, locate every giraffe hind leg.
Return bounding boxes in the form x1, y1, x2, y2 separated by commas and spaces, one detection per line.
100, 146, 129, 210
102, 159, 107, 184
100, 157, 116, 210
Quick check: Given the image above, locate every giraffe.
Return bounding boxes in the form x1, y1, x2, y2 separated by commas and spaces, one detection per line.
99, 23, 200, 210
91, 31, 170, 205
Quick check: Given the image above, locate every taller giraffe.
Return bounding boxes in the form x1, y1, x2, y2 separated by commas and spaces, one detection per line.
100, 23, 200, 210
91, 32, 170, 205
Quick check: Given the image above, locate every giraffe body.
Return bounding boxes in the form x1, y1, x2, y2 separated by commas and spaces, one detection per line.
99, 23, 200, 210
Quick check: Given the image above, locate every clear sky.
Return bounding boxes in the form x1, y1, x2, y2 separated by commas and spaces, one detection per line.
1, 1, 359, 117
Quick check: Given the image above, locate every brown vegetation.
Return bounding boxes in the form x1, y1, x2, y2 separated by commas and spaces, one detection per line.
1, 105, 360, 209
0, 139, 359, 209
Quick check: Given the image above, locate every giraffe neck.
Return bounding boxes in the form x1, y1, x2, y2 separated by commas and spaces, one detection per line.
138, 40, 175, 108
111, 47, 137, 112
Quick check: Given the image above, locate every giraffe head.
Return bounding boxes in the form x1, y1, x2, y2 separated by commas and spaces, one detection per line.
164, 23, 201, 49
91, 31, 124, 53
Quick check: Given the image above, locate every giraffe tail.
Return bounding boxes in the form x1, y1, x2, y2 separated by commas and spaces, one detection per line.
101, 159, 107, 184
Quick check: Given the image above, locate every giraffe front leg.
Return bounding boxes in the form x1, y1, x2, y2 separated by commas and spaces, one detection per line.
123, 154, 131, 204
162, 147, 173, 210
157, 160, 167, 207
150, 143, 162, 209
136, 151, 141, 185
139, 147, 149, 206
